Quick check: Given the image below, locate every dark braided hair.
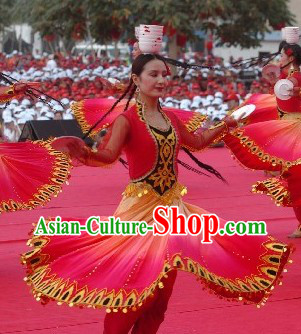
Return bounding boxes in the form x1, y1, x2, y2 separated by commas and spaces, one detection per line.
281, 41, 301, 66
83, 80, 135, 139
125, 80, 137, 110
229, 40, 301, 69
84, 53, 226, 181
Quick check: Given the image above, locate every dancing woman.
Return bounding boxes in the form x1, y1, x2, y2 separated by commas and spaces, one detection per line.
22, 54, 292, 334
224, 27, 301, 237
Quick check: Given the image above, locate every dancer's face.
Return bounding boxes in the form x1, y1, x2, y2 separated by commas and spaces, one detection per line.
132, 42, 142, 59
280, 51, 294, 71
133, 59, 168, 98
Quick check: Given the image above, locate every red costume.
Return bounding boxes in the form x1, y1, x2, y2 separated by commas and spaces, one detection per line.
21, 99, 292, 334
0, 140, 72, 213
224, 66, 301, 232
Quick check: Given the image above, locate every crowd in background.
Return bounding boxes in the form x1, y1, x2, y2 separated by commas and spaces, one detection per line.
0, 51, 272, 142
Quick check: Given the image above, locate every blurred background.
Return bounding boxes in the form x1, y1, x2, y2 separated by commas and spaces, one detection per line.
0, 0, 299, 142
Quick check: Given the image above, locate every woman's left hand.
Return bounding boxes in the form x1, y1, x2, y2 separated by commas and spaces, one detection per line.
288, 86, 301, 97
223, 115, 239, 129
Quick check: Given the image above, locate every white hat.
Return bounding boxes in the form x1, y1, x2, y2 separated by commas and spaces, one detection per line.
61, 98, 70, 105
40, 106, 50, 114
53, 105, 64, 112
281, 28, 286, 40
180, 99, 191, 110
17, 118, 27, 125
220, 103, 228, 111
212, 98, 223, 106
3, 116, 13, 123
203, 100, 210, 107
21, 99, 31, 106
108, 77, 120, 85
13, 106, 23, 113
63, 113, 73, 120
191, 101, 200, 109
35, 102, 43, 108
284, 27, 300, 44
27, 108, 37, 116
192, 96, 202, 103
214, 92, 223, 98
14, 111, 27, 118
2, 110, 12, 118
164, 102, 174, 108
138, 24, 163, 53
45, 111, 54, 118
11, 99, 19, 105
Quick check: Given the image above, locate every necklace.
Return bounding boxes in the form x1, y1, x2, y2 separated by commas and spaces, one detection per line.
141, 101, 170, 132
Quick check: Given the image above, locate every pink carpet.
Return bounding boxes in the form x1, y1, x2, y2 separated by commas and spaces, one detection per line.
0, 147, 300, 333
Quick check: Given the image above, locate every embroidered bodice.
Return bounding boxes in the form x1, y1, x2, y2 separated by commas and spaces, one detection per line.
136, 125, 177, 196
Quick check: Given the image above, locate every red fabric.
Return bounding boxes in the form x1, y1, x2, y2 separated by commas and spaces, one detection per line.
0, 85, 16, 101
0, 141, 70, 212
122, 106, 181, 180
284, 164, 301, 206
76, 98, 205, 136
243, 94, 279, 124
0, 148, 299, 334
277, 72, 301, 113
103, 271, 177, 333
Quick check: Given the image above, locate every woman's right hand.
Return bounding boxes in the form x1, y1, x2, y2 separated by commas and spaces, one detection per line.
51, 136, 87, 159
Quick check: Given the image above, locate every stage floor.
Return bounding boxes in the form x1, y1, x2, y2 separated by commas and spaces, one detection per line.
1, 147, 300, 334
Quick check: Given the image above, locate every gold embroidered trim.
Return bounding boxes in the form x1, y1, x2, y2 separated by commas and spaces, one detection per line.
0, 85, 15, 103
182, 122, 228, 152
72, 100, 206, 139
0, 139, 72, 214
185, 113, 207, 132
122, 182, 187, 204
231, 129, 301, 170
277, 106, 301, 121
22, 233, 293, 311
131, 101, 180, 185
252, 177, 292, 207
71, 101, 110, 139
146, 126, 176, 195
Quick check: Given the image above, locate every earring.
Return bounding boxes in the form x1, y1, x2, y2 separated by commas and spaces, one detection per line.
136, 87, 140, 93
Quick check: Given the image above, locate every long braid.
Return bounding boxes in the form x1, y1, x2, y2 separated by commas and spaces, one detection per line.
156, 54, 216, 71
82, 81, 133, 139
115, 85, 136, 168
124, 81, 136, 111
182, 147, 227, 183
177, 159, 210, 177
157, 91, 226, 182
